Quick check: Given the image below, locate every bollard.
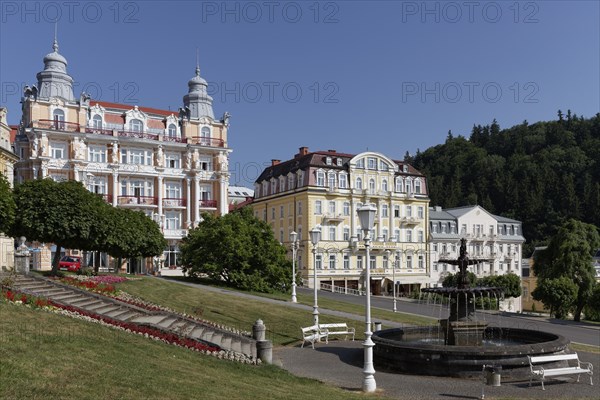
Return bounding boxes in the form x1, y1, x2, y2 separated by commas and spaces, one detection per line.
256, 340, 273, 364
481, 364, 502, 399
374, 322, 382, 332
252, 319, 266, 341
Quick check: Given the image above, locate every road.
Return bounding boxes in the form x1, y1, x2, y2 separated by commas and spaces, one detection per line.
298, 287, 600, 347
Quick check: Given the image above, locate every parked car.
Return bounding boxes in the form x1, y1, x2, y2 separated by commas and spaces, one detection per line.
58, 255, 82, 272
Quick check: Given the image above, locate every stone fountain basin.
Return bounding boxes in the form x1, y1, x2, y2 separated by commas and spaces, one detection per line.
372, 326, 570, 379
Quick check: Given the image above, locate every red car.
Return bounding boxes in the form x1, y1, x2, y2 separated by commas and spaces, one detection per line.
58, 255, 82, 272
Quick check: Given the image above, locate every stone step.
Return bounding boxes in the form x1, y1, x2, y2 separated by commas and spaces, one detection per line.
14, 283, 54, 290
31, 288, 69, 295
179, 323, 196, 337
51, 293, 83, 301
130, 315, 171, 325
113, 310, 142, 321
93, 305, 122, 315
189, 326, 205, 339
105, 309, 130, 318
85, 302, 112, 312
69, 299, 103, 308
169, 320, 188, 332
157, 317, 178, 329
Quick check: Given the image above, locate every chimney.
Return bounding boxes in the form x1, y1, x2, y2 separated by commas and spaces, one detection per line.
271, 159, 280, 166
295, 146, 309, 159
328, 149, 336, 153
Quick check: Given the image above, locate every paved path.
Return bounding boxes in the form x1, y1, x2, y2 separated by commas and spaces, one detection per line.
163, 278, 600, 399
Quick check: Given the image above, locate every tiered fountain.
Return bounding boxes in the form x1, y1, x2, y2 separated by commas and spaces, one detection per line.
372, 238, 570, 379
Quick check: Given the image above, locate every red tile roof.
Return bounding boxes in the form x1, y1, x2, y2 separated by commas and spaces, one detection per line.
92, 100, 177, 117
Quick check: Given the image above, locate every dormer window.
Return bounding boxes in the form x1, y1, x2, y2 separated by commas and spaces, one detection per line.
168, 124, 177, 138
130, 119, 143, 133
403, 165, 409, 173
201, 126, 211, 145
415, 179, 422, 194
53, 109, 65, 130
326, 157, 332, 165
336, 158, 342, 166
92, 114, 103, 129
316, 170, 325, 186
367, 157, 377, 170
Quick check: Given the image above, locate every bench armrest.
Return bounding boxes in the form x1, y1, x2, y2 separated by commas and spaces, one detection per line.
531, 366, 544, 376
579, 361, 593, 371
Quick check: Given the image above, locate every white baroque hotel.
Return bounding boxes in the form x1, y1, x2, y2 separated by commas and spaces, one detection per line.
13, 39, 231, 272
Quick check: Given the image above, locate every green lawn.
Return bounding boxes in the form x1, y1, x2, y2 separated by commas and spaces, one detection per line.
116, 277, 435, 345
0, 303, 386, 400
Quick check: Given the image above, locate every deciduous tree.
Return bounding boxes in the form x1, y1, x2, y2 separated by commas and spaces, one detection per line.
0, 173, 15, 235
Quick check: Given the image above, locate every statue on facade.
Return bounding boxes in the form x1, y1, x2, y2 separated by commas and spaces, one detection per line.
156, 145, 164, 167
111, 142, 119, 163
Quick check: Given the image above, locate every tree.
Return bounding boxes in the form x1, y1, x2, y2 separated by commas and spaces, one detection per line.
0, 173, 15, 235
11, 179, 111, 274
583, 284, 600, 322
480, 273, 522, 298
532, 276, 578, 319
181, 207, 292, 293
533, 219, 600, 321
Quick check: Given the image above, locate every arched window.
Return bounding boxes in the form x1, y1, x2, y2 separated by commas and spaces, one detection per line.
415, 179, 422, 194
382, 179, 388, 192
339, 173, 347, 189
92, 114, 103, 129
53, 109, 65, 130
316, 171, 325, 186
130, 119, 143, 132
201, 126, 211, 145
168, 124, 177, 138
395, 177, 403, 192
405, 179, 412, 193
369, 178, 376, 193
328, 172, 336, 189
356, 177, 363, 190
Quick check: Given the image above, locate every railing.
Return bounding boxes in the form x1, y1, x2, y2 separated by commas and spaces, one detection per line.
34, 119, 80, 132
163, 135, 187, 143
85, 127, 114, 136
199, 200, 217, 208
117, 195, 158, 206
162, 228, 188, 238
163, 198, 186, 207
188, 137, 225, 147
118, 129, 159, 141
320, 282, 364, 296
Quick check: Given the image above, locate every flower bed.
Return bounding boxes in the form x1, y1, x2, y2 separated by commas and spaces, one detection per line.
2, 289, 51, 309
55, 276, 118, 295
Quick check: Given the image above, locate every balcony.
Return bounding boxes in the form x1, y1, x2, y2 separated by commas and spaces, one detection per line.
322, 213, 345, 223
188, 137, 225, 148
117, 195, 158, 206
34, 119, 80, 132
118, 129, 159, 141
163, 198, 186, 207
163, 228, 188, 239
400, 216, 421, 225
85, 127, 113, 136
163, 135, 187, 144
199, 200, 217, 208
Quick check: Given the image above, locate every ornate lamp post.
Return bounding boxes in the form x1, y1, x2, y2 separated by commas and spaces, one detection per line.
393, 250, 400, 312
290, 231, 298, 303
309, 227, 321, 326
357, 204, 377, 393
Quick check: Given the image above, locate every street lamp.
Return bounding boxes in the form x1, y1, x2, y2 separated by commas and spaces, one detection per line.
357, 204, 377, 393
384, 249, 394, 312
290, 231, 299, 303
393, 251, 400, 313
309, 227, 321, 326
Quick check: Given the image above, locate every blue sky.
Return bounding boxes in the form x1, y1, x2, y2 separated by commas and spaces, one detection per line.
1, 1, 598, 186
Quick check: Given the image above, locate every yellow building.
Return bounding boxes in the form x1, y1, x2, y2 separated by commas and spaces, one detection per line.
252, 147, 430, 295
13, 38, 231, 273
0, 107, 19, 270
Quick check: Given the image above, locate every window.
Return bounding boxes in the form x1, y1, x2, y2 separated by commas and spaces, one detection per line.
380, 161, 389, 171
336, 158, 343, 166
368, 178, 376, 193
279, 177, 286, 192
431, 223, 438, 233
356, 158, 365, 168
280, 206, 284, 218
88, 145, 106, 162
165, 182, 181, 199
357, 255, 363, 269
382, 179, 388, 192
418, 230, 424, 242
50, 142, 66, 159
328, 201, 336, 215
381, 204, 388, 217
382, 228, 388, 242
395, 177, 403, 192
415, 179, 422, 194
406, 205, 412, 217
328, 173, 336, 190
343, 202, 350, 216
280, 230, 284, 243
343, 254, 350, 269
441, 223, 447, 234
405, 179, 411, 193
121, 148, 152, 165
406, 255, 413, 269
130, 119, 143, 132
329, 226, 336, 240
355, 177, 363, 190
367, 157, 377, 170
343, 227, 350, 240
271, 207, 275, 219
165, 211, 181, 230
417, 206, 424, 219
200, 126, 211, 145
298, 201, 302, 214
370, 255, 376, 269
92, 114, 103, 129
168, 124, 177, 138
394, 228, 400, 241
316, 255, 322, 270
53, 109, 65, 129
315, 200, 322, 215
297, 171, 304, 187
325, 157, 332, 165
406, 229, 412, 242
383, 254, 389, 269
288, 175, 294, 190
394, 205, 400, 218
88, 176, 106, 194
339, 173, 347, 189
316, 171, 325, 186
433, 262, 438, 272
271, 180, 276, 194
165, 152, 181, 169
461, 224, 467, 234
329, 254, 336, 269
418, 255, 424, 268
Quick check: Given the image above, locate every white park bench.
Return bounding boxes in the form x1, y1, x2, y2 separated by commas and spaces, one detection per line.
528, 353, 593, 390
318, 323, 355, 341
301, 325, 328, 349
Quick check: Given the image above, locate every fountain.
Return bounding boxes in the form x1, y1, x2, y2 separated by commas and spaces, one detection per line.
372, 238, 570, 379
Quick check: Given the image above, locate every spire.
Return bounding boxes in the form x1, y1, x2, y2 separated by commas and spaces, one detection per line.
53, 22, 59, 52
183, 51, 214, 119
36, 26, 74, 101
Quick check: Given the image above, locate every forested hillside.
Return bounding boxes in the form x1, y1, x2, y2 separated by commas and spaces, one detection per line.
411, 111, 600, 255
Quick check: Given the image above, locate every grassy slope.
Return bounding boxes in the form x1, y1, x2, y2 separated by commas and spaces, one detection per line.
117, 277, 434, 345
0, 303, 381, 400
